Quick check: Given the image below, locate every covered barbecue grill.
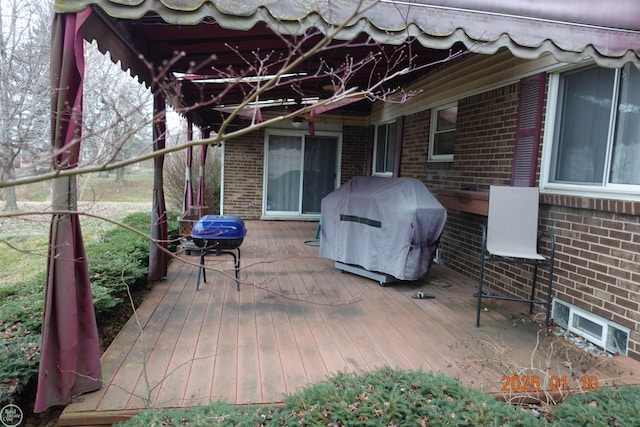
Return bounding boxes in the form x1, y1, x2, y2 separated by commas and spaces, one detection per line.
319, 176, 447, 283
191, 215, 246, 291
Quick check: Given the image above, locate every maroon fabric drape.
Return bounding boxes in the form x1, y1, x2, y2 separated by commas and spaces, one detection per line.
148, 91, 169, 281
197, 128, 210, 206
183, 118, 193, 212
35, 8, 102, 413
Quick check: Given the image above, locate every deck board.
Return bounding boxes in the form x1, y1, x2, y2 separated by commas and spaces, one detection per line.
59, 220, 640, 426
210, 277, 239, 404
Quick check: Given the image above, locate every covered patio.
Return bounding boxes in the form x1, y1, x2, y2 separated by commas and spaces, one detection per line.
58, 221, 640, 426
39, 0, 640, 417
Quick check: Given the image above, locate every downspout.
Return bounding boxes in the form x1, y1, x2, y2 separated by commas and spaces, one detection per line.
220, 140, 225, 215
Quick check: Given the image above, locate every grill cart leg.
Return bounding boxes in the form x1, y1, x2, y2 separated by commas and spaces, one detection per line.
196, 248, 208, 291
219, 249, 240, 291
195, 248, 241, 291
234, 247, 241, 291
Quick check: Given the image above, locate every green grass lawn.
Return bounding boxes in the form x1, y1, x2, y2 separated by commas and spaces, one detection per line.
77, 169, 154, 203
1, 169, 154, 288
12, 169, 154, 203
0, 236, 49, 288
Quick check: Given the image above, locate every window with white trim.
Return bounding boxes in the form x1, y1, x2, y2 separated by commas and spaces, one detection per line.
429, 102, 457, 162
543, 64, 640, 195
373, 121, 396, 175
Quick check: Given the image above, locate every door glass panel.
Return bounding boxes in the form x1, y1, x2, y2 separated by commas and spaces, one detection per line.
302, 136, 338, 214
266, 135, 301, 212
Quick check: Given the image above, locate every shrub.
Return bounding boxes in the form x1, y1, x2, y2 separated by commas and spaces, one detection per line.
0, 274, 44, 400
85, 225, 149, 301
282, 368, 544, 427
117, 367, 545, 426
0, 275, 45, 332
0, 324, 41, 402
85, 210, 180, 314
116, 401, 274, 427
551, 384, 640, 426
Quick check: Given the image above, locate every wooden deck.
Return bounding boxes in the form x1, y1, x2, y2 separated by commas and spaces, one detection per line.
59, 220, 640, 426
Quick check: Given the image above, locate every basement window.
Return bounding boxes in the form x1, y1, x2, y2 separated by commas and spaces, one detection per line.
573, 314, 604, 341
552, 299, 629, 355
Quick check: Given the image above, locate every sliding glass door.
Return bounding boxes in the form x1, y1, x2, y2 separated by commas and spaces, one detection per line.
264, 131, 340, 217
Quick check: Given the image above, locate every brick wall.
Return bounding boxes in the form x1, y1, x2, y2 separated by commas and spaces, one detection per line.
401, 110, 430, 179
400, 81, 640, 360
540, 196, 640, 359
223, 127, 264, 219
451, 83, 520, 190
439, 83, 534, 302
341, 125, 369, 184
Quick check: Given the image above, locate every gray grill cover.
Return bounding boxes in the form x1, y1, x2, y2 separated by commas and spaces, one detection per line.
319, 176, 447, 280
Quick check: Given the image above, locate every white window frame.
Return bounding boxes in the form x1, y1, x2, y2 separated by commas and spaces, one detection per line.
428, 101, 457, 162
540, 64, 640, 201
372, 121, 396, 176
553, 298, 629, 355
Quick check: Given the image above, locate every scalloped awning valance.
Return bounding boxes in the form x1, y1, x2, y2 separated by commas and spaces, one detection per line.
54, 0, 640, 69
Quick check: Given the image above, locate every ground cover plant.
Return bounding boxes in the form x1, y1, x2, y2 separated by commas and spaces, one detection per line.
116, 368, 640, 426
117, 367, 546, 426
551, 384, 640, 426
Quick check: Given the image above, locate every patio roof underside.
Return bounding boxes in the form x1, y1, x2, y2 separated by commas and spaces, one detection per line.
56, 0, 640, 127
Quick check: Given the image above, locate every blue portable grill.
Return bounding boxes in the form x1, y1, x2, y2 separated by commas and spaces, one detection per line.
190, 215, 247, 291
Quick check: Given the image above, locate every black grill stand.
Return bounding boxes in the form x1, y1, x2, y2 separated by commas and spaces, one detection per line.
196, 247, 241, 291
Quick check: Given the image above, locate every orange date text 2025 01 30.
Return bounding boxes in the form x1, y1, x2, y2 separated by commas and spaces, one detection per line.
501, 374, 599, 393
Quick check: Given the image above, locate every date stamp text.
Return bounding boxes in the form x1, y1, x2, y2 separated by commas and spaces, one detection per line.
501, 374, 599, 393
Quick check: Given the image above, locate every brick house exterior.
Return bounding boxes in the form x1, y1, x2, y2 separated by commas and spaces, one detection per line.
222, 123, 370, 219
402, 85, 640, 360
220, 51, 640, 360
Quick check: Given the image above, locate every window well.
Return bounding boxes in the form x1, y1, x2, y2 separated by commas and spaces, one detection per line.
552, 299, 629, 356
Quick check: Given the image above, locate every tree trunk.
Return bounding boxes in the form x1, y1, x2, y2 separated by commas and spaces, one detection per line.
3, 160, 18, 211
4, 187, 18, 211
115, 167, 125, 183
